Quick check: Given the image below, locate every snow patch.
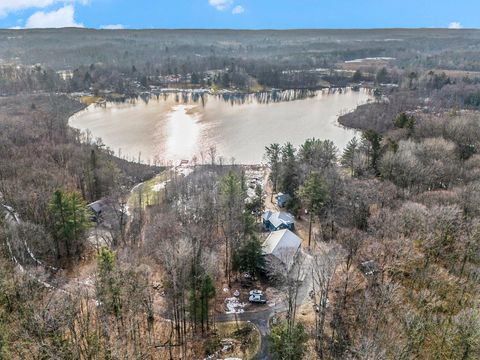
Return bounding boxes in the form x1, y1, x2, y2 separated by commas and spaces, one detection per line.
225, 297, 246, 314
152, 181, 167, 192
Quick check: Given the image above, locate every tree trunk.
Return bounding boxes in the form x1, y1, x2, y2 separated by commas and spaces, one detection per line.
308, 211, 313, 247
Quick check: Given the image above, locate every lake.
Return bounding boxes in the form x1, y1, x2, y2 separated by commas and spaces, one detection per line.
69, 88, 372, 165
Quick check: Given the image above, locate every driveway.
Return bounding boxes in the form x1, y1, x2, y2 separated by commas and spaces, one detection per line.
215, 250, 314, 360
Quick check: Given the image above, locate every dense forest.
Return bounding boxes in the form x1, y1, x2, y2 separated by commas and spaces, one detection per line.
1, 29, 480, 359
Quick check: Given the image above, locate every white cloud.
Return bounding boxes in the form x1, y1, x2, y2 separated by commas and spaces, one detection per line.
208, 0, 233, 11
0, 0, 89, 18
232, 5, 244, 15
25, 5, 83, 28
100, 24, 124, 29
448, 22, 462, 29
0, 0, 54, 17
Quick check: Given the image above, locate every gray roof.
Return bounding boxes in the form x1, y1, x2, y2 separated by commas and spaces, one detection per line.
88, 200, 105, 214
262, 229, 301, 270
262, 210, 294, 229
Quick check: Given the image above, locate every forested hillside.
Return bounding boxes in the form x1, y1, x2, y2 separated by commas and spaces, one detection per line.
0, 29, 480, 359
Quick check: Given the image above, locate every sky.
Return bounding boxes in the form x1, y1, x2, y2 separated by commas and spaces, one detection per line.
0, 0, 478, 30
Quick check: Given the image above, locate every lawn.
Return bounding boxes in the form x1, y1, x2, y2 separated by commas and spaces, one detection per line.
79, 95, 103, 105
128, 170, 170, 209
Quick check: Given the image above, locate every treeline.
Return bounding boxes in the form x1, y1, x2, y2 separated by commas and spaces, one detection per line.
0, 61, 355, 96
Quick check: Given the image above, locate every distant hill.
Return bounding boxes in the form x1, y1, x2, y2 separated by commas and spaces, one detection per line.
2, 28, 480, 71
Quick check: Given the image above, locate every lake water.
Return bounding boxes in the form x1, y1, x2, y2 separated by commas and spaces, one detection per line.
69, 89, 372, 165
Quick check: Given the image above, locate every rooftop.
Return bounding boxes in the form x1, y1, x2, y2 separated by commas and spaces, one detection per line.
262, 210, 294, 228
263, 229, 301, 260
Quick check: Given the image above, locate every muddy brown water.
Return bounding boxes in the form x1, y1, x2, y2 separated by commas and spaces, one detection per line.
69, 89, 372, 165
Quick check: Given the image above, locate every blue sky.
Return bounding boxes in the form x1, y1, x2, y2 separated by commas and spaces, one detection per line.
0, 0, 478, 30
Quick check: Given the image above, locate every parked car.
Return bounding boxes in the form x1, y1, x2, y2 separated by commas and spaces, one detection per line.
249, 289, 263, 296
249, 294, 267, 304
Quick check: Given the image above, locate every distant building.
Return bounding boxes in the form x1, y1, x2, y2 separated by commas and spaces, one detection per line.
262, 229, 301, 272
262, 210, 295, 231
56, 69, 73, 81
275, 193, 291, 208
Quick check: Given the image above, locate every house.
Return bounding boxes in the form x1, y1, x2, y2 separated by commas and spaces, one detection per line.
276, 193, 291, 208
262, 229, 301, 273
262, 210, 295, 231
88, 199, 106, 222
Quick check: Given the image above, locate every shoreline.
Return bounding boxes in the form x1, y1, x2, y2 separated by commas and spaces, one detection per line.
68, 87, 373, 167
71, 85, 374, 105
